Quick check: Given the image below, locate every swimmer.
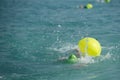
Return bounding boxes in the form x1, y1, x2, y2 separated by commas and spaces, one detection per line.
97, 0, 110, 3
78, 3, 93, 9
58, 48, 81, 62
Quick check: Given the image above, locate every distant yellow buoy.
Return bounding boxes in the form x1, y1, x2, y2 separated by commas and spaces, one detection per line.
86, 3, 93, 9
78, 37, 102, 57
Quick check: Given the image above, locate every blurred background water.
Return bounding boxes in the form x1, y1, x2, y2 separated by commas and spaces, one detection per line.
0, 0, 120, 80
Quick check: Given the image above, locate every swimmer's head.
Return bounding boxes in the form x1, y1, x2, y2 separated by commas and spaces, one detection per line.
68, 54, 77, 60
67, 54, 78, 63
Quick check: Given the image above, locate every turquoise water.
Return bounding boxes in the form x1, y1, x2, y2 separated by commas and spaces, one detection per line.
0, 0, 120, 80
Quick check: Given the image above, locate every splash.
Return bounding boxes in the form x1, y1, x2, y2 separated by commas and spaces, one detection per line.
77, 52, 112, 64
49, 42, 118, 64
98, 52, 111, 62
78, 56, 95, 64
49, 43, 78, 53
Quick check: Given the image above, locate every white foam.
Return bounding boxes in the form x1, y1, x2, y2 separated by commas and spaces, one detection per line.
78, 52, 113, 64
49, 43, 78, 53
100, 53, 111, 61
78, 56, 95, 64
0, 76, 3, 79
102, 46, 115, 50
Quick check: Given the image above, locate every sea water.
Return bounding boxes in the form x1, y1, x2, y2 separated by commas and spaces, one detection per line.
0, 0, 120, 80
